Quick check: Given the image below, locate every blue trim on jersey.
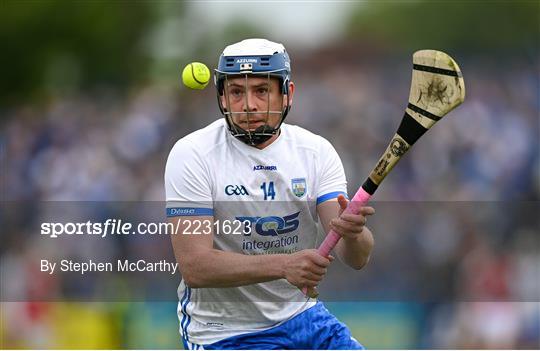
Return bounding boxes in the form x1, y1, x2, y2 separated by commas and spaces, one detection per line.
183, 336, 204, 350
316, 191, 348, 205
167, 207, 213, 217
180, 287, 191, 342
182, 338, 202, 351
184, 287, 192, 341
179, 288, 188, 339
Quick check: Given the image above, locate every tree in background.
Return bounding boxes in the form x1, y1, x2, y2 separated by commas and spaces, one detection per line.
0, 1, 163, 106
345, 1, 539, 53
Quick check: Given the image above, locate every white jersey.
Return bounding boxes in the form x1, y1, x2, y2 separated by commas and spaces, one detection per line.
164, 119, 347, 345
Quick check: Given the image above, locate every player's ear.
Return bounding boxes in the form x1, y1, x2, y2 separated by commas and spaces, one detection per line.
284, 81, 295, 107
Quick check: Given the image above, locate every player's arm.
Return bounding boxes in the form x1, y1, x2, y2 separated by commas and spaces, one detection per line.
169, 215, 330, 290
317, 195, 375, 270
315, 138, 374, 270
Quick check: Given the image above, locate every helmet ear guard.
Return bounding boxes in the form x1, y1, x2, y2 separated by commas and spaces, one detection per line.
213, 39, 292, 146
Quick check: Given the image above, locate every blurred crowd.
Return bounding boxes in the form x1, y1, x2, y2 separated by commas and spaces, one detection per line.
1, 47, 538, 348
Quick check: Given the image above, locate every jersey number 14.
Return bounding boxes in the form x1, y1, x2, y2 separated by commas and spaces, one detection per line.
260, 181, 276, 200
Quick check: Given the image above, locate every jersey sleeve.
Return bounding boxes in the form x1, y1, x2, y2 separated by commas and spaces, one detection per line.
316, 138, 348, 205
164, 138, 213, 217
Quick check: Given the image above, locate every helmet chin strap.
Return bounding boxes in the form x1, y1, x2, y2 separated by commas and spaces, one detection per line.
230, 123, 279, 146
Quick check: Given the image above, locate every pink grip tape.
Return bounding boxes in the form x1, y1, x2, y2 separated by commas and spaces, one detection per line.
302, 188, 372, 296
317, 187, 372, 257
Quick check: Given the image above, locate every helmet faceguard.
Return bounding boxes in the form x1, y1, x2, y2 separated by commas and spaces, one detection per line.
214, 39, 292, 146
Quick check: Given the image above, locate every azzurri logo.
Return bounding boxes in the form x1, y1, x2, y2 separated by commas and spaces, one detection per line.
236, 211, 300, 237
253, 165, 277, 171
225, 185, 249, 196
236, 58, 257, 64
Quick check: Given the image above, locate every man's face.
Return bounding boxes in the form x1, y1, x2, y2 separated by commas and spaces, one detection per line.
220, 76, 294, 131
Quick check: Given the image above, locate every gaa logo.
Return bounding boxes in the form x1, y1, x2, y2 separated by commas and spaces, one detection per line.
225, 185, 249, 196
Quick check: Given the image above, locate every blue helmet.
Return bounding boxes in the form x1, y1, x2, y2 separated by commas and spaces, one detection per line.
214, 39, 292, 146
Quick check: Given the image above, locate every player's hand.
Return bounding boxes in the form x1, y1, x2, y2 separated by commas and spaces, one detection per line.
283, 249, 333, 293
329, 194, 375, 241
